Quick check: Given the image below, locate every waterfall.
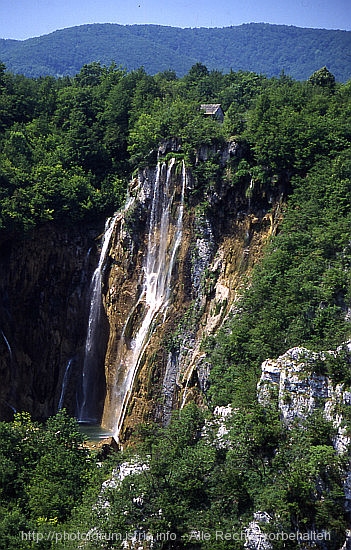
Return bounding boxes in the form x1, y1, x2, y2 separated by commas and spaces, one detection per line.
109, 160, 187, 441
1, 330, 13, 362
58, 358, 74, 411
1, 329, 16, 413
77, 215, 117, 423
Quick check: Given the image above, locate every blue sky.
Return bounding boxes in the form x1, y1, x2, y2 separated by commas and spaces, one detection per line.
0, 0, 350, 40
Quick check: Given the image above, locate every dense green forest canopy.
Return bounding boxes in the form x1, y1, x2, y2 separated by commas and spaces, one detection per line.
0, 60, 349, 235
0, 23, 350, 81
1, 60, 351, 548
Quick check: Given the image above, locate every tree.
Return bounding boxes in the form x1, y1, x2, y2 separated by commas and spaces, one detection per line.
0, 410, 91, 538
308, 66, 336, 91
187, 62, 210, 81
0, 62, 6, 90
27, 444, 88, 521
74, 62, 105, 87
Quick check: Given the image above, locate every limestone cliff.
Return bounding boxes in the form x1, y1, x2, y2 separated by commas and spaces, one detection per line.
100, 143, 285, 441
205, 344, 351, 549
257, 343, 351, 536
258, 344, 351, 454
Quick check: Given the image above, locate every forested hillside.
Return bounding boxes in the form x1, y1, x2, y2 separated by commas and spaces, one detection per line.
0, 23, 350, 81
0, 60, 351, 548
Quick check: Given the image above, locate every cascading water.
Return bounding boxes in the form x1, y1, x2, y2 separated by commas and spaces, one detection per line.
58, 358, 74, 411
1, 329, 16, 414
106, 159, 187, 441
77, 215, 117, 423
1, 330, 12, 363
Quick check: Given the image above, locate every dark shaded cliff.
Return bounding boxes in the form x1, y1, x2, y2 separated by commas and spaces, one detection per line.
0, 222, 102, 420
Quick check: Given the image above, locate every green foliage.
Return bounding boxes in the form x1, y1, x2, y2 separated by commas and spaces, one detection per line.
208, 149, 351, 408
128, 97, 224, 166
243, 76, 349, 176
308, 66, 336, 90
0, 411, 93, 547
257, 416, 347, 548
61, 403, 346, 550
0, 57, 349, 237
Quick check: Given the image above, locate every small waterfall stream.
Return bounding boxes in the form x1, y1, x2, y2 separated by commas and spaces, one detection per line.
58, 358, 74, 411
108, 160, 187, 441
77, 215, 117, 423
1, 330, 13, 363
1, 329, 16, 414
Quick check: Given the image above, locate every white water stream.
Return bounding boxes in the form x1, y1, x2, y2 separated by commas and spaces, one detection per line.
77, 215, 117, 422
111, 160, 187, 441
58, 358, 73, 411
1, 330, 13, 362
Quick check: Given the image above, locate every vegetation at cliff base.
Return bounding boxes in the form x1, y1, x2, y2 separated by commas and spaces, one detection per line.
1, 404, 347, 549
0, 410, 101, 550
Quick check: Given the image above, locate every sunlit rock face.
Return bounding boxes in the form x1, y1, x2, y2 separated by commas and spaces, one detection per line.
0, 222, 102, 420
101, 160, 189, 438
257, 343, 351, 454
257, 343, 351, 520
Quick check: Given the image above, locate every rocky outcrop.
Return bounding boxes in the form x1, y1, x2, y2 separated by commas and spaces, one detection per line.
0, 222, 102, 420
209, 345, 351, 550
195, 139, 246, 165
244, 512, 272, 550
257, 344, 351, 454
257, 343, 351, 535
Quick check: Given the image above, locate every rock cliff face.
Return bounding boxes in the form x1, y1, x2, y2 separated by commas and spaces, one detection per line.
257, 343, 351, 534
258, 344, 351, 455
0, 141, 284, 432
100, 145, 284, 441
206, 345, 351, 550
0, 222, 102, 420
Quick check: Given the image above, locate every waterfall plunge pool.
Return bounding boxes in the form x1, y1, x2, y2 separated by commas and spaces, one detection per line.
78, 422, 114, 442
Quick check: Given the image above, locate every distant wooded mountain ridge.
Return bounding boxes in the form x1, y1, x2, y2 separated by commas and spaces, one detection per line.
0, 22, 350, 81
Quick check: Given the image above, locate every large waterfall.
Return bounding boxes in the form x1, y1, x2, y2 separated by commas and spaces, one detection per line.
77, 215, 117, 423
102, 159, 187, 440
